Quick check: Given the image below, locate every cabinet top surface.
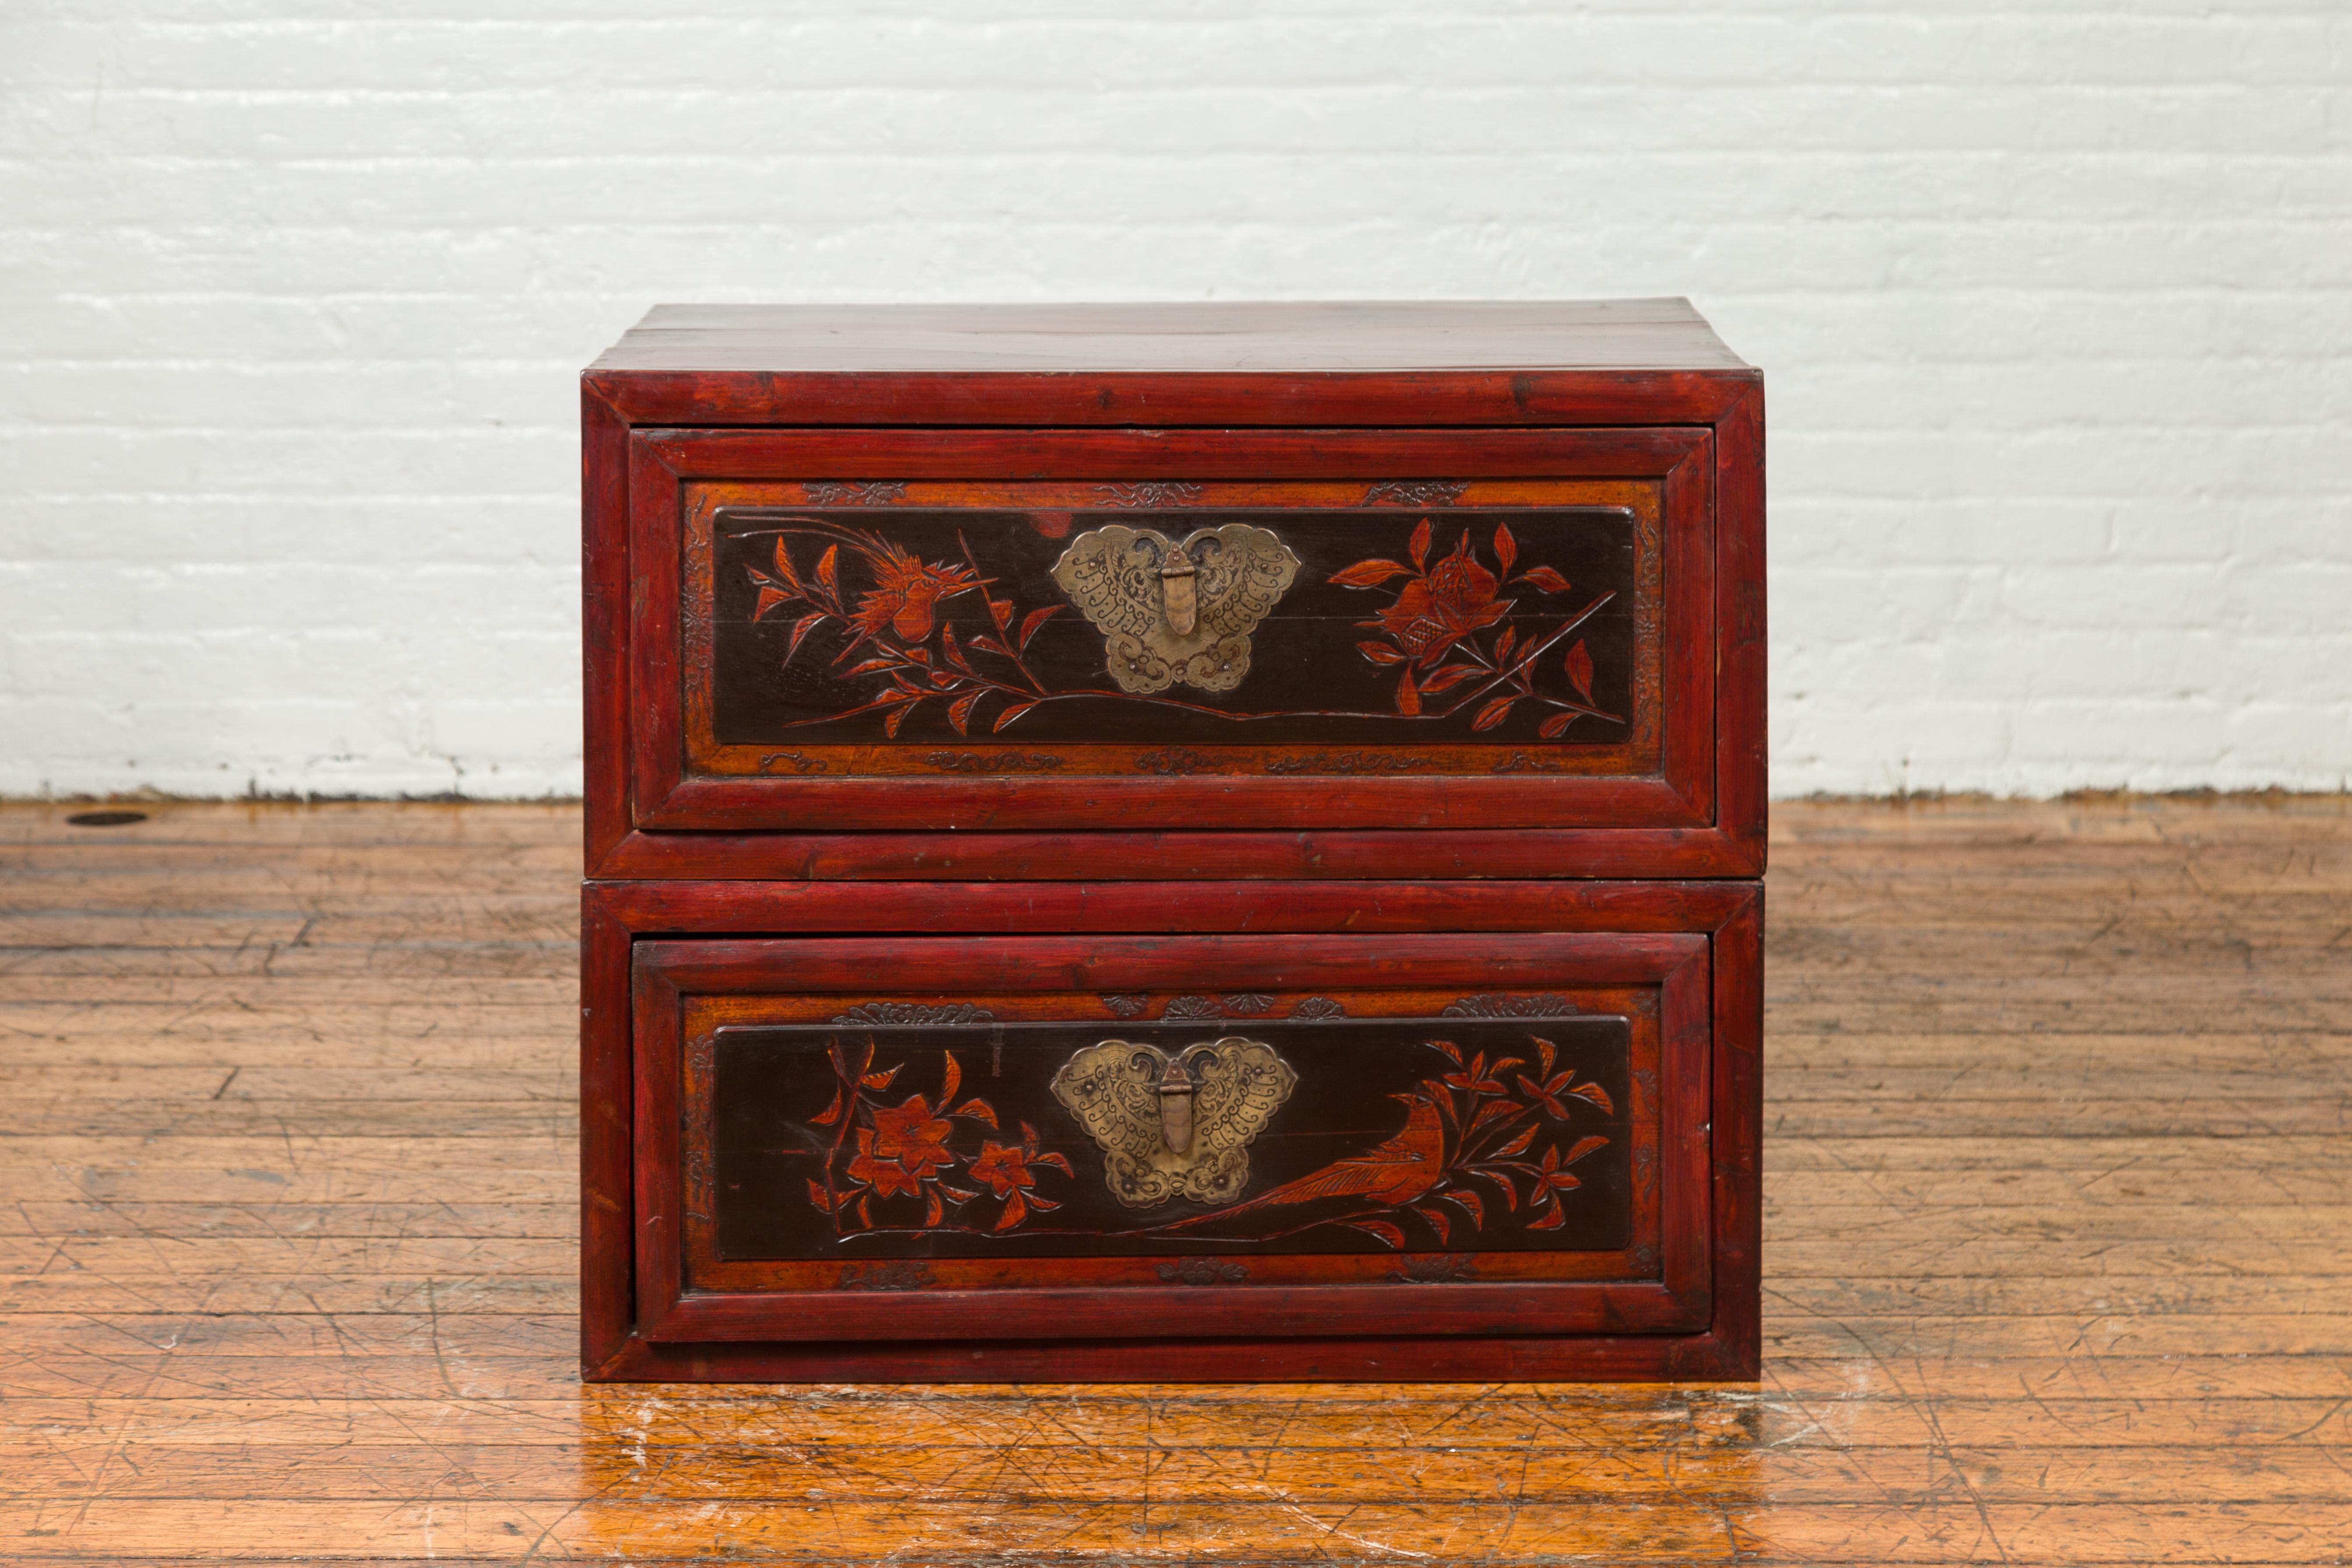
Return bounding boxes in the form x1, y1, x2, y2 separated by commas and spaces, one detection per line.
590, 299, 1752, 375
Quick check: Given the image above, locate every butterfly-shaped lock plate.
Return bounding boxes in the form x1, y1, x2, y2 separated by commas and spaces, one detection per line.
1050, 1037, 1298, 1209
1049, 524, 1301, 694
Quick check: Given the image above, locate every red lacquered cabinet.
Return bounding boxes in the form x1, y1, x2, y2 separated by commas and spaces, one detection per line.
580, 302, 1763, 1380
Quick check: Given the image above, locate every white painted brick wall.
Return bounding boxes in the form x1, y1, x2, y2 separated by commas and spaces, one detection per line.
3, 0, 2346, 798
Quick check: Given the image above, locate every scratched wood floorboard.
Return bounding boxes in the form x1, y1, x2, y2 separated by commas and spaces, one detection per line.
1, 796, 2348, 1565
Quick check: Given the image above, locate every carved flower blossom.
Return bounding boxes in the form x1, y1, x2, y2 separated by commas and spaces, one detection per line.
844, 1129, 913, 1198
847, 1092, 956, 1197
967, 1140, 1041, 1199
1372, 540, 1513, 665
966, 1124, 1074, 1230
847, 542, 981, 645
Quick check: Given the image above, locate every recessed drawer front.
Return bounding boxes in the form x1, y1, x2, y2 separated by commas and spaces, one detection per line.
712, 1010, 1636, 1266
610, 427, 1742, 858
629, 931, 1715, 1346
695, 491, 1653, 775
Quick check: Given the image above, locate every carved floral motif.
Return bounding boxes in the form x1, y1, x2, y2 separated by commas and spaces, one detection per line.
920, 751, 1066, 773
1095, 482, 1204, 507
1265, 751, 1431, 775
800, 1034, 1613, 1252
740, 514, 1623, 741
838, 1260, 936, 1291
1440, 994, 1581, 1020
832, 1003, 997, 1027
1333, 518, 1616, 738
810, 1039, 1072, 1235
1133, 746, 1219, 775
1362, 480, 1469, 507
804, 482, 909, 506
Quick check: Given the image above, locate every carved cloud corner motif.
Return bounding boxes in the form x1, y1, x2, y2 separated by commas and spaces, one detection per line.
1049, 524, 1300, 694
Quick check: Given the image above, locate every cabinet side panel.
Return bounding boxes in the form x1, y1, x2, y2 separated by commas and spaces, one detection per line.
1717, 384, 1768, 872
580, 886, 636, 1370
1710, 887, 1764, 1375
582, 385, 632, 872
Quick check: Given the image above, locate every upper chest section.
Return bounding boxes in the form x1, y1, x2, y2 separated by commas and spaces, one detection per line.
582, 305, 1762, 881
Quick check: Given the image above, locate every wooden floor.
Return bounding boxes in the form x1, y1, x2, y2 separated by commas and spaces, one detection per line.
2, 798, 2348, 1564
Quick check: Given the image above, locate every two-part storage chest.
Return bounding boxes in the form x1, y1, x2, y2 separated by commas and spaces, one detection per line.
579, 301, 1764, 1380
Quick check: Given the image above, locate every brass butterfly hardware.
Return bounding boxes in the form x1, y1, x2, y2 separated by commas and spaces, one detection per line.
1050, 1037, 1298, 1209
1050, 525, 1301, 694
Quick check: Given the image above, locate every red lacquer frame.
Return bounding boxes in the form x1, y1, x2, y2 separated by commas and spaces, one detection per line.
580, 374, 1763, 882
579, 879, 1762, 1382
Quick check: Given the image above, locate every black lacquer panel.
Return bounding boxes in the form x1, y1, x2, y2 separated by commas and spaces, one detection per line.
708, 507, 1637, 747
711, 1012, 1633, 1261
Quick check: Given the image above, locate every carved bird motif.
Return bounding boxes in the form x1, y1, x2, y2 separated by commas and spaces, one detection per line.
1050, 523, 1300, 694
1161, 1092, 1449, 1227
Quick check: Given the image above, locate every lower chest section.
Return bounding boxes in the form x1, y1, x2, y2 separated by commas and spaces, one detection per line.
598, 913, 1758, 1379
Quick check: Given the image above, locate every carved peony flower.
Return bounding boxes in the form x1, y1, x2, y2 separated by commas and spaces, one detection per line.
847, 542, 982, 646
1371, 540, 1514, 665
846, 1092, 956, 1198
